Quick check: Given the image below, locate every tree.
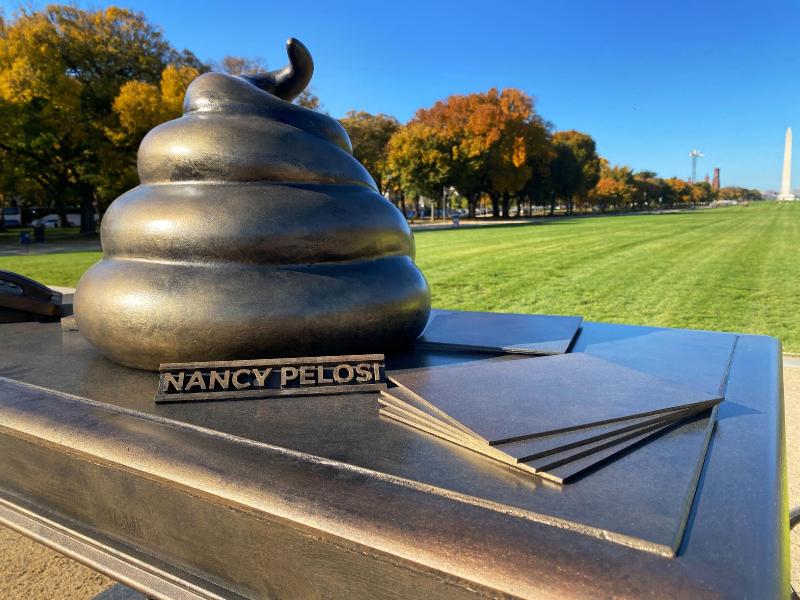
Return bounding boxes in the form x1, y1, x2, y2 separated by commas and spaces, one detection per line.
109, 64, 200, 142
0, 6, 203, 231
215, 55, 267, 75
663, 177, 693, 206
718, 186, 762, 201
549, 130, 600, 215
549, 141, 581, 215
519, 153, 554, 216
632, 170, 668, 211
690, 181, 713, 205
409, 88, 551, 218
590, 160, 635, 212
294, 89, 321, 110
384, 123, 452, 218
339, 111, 399, 194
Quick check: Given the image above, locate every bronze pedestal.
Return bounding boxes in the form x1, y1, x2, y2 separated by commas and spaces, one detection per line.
0, 316, 788, 599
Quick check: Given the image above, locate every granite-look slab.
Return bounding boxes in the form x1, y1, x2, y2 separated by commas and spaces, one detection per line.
377, 404, 529, 472
379, 385, 474, 437
538, 408, 716, 485
497, 405, 704, 462
380, 385, 701, 462
379, 402, 708, 483
573, 323, 737, 396
389, 353, 722, 444
524, 408, 709, 472
415, 309, 582, 355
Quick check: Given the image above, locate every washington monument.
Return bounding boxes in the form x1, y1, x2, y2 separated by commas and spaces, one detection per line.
778, 127, 796, 200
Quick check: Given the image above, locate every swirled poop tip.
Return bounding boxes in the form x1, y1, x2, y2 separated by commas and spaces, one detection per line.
74, 39, 431, 371
239, 38, 313, 102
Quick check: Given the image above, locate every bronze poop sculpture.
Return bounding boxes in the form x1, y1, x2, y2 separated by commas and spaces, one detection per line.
74, 39, 431, 371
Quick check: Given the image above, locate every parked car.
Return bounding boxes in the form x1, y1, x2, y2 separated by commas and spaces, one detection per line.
31, 212, 95, 228
31, 214, 65, 228
2, 207, 22, 227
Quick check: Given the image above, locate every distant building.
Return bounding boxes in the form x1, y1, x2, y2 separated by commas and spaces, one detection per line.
712, 168, 720, 191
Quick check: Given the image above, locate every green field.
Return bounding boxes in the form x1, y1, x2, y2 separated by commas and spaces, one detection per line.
1, 202, 798, 351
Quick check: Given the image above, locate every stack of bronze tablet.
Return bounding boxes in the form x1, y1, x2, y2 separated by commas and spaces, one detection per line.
382, 310, 723, 484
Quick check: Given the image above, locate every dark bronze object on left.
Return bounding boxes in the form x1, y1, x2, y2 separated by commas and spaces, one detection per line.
74, 38, 431, 371
0, 270, 62, 322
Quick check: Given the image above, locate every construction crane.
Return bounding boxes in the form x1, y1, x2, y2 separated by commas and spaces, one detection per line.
689, 149, 705, 184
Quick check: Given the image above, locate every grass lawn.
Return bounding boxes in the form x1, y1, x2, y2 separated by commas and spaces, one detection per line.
0, 251, 102, 288
1, 202, 798, 351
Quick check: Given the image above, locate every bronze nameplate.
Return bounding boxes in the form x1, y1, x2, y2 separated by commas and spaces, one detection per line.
155, 354, 386, 403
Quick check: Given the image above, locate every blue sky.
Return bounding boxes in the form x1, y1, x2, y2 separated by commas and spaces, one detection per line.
2, 0, 798, 190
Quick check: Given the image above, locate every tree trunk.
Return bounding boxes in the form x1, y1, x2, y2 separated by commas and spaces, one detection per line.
79, 184, 96, 235
549, 194, 556, 216
399, 193, 407, 221
501, 193, 510, 218
51, 185, 69, 228
468, 193, 478, 219
58, 207, 69, 228
490, 194, 500, 218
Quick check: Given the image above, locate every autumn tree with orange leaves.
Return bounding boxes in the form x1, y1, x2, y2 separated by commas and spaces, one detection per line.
0, 6, 737, 227
663, 177, 694, 206
0, 6, 204, 231
590, 161, 635, 212
387, 88, 552, 218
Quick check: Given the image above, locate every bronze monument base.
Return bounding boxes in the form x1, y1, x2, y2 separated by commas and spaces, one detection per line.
0, 314, 789, 599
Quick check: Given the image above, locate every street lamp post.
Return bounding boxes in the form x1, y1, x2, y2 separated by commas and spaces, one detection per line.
441, 186, 455, 222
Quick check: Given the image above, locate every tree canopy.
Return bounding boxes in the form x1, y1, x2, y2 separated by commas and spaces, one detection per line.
0, 5, 203, 230
385, 88, 553, 218
591, 160, 635, 212
0, 6, 763, 228
0, 9, 328, 231
550, 130, 601, 215
339, 111, 399, 193
385, 123, 451, 204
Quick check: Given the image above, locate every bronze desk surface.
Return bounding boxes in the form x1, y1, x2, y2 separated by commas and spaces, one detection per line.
0, 317, 789, 599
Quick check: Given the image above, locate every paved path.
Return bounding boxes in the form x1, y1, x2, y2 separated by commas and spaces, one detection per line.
0, 209, 706, 256
408, 208, 701, 232
0, 239, 101, 256
410, 218, 538, 231
2, 361, 799, 599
